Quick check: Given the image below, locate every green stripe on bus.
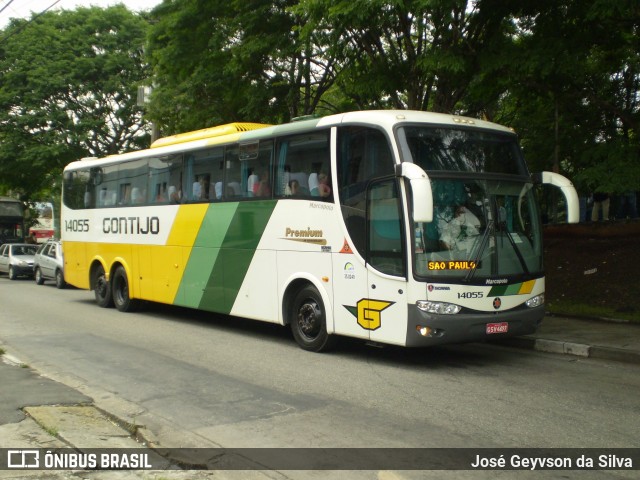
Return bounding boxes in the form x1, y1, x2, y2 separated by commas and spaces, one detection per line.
177, 203, 239, 308
197, 201, 277, 313
488, 282, 530, 297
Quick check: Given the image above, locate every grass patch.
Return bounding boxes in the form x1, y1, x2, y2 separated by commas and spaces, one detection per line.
548, 301, 639, 323
44, 425, 59, 437
0, 347, 5, 356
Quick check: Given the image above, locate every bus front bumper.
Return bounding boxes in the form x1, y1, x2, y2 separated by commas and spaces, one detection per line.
405, 304, 544, 347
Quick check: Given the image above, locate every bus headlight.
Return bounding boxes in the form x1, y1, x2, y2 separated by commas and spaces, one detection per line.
525, 294, 544, 308
416, 300, 461, 315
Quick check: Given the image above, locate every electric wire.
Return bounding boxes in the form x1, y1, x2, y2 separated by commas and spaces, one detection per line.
0, 0, 63, 46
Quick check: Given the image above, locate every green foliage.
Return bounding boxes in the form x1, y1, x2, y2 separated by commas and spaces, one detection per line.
1, 0, 638, 202
300, 0, 520, 114
488, 0, 640, 193
0, 6, 150, 199
146, 0, 321, 133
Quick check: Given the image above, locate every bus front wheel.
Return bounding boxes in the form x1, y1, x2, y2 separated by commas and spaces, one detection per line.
93, 264, 113, 308
112, 266, 139, 312
290, 285, 335, 352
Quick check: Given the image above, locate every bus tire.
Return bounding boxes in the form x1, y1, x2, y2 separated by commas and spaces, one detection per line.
290, 285, 335, 352
35, 267, 45, 285
112, 265, 139, 312
93, 264, 113, 308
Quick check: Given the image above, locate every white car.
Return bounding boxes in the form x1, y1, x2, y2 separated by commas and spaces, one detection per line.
0, 243, 37, 280
34, 239, 66, 288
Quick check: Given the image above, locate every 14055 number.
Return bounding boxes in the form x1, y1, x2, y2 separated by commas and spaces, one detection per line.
458, 292, 483, 299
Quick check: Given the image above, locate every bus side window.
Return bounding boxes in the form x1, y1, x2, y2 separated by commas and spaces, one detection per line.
63, 169, 92, 210
337, 126, 395, 257
224, 146, 242, 200
99, 164, 118, 207
183, 148, 223, 202
367, 179, 405, 276
275, 131, 330, 200
242, 140, 273, 199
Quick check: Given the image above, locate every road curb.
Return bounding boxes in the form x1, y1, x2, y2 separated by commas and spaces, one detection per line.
496, 336, 640, 365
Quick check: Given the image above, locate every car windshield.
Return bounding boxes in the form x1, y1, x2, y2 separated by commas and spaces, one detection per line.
12, 245, 37, 255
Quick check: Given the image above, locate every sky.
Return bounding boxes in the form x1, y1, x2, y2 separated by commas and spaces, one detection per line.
0, 0, 162, 27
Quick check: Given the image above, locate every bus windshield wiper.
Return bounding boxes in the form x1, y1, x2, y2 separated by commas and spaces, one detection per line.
502, 224, 531, 276
464, 219, 493, 283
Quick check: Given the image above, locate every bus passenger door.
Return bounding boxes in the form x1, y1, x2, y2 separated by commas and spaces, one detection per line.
366, 178, 408, 346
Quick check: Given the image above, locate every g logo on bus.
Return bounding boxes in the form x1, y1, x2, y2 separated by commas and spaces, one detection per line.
493, 297, 502, 310
344, 298, 394, 331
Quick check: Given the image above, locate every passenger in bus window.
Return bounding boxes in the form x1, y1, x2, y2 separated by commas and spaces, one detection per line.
200, 177, 209, 200
289, 179, 301, 197
192, 181, 201, 200
247, 172, 259, 196
192, 177, 210, 201
131, 188, 144, 205
438, 205, 480, 251
119, 184, 131, 205
308, 173, 319, 196
214, 182, 223, 199
156, 184, 167, 202
168, 186, 183, 204
318, 173, 331, 198
254, 171, 271, 197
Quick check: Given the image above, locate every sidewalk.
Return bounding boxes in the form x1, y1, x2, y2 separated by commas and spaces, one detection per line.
0, 354, 267, 478
497, 313, 640, 364
1, 314, 639, 477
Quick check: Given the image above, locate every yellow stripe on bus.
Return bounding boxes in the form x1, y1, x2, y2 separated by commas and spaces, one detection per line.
518, 279, 536, 295
166, 204, 209, 247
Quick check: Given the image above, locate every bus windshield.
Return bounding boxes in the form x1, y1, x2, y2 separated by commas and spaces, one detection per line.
398, 126, 542, 282
399, 125, 527, 175
412, 178, 542, 281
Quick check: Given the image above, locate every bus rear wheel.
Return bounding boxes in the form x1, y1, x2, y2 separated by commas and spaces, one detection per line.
93, 264, 113, 308
112, 266, 139, 312
290, 285, 335, 352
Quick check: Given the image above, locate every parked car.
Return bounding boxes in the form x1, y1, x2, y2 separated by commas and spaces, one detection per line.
0, 243, 37, 279
34, 239, 66, 288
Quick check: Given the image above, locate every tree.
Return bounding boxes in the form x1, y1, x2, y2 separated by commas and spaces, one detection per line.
145, 0, 341, 134
0, 6, 150, 199
296, 0, 516, 113
488, 0, 640, 195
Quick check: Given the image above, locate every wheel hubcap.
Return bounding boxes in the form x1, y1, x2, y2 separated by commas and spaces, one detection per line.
298, 301, 321, 338
97, 277, 107, 297
116, 279, 127, 303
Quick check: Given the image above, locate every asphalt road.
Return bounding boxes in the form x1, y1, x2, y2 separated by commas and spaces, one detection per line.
1, 276, 639, 479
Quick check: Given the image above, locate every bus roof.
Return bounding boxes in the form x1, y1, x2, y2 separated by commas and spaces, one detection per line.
150, 122, 272, 149
64, 110, 514, 171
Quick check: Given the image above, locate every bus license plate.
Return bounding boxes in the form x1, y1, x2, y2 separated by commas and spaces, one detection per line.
486, 322, 509, 334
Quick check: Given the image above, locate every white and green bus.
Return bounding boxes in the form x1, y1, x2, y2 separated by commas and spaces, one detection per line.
61, 110, 579, 351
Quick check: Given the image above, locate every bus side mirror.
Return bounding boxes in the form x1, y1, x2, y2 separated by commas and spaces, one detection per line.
533, 171, 580, 223
396, 163, 433, 223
